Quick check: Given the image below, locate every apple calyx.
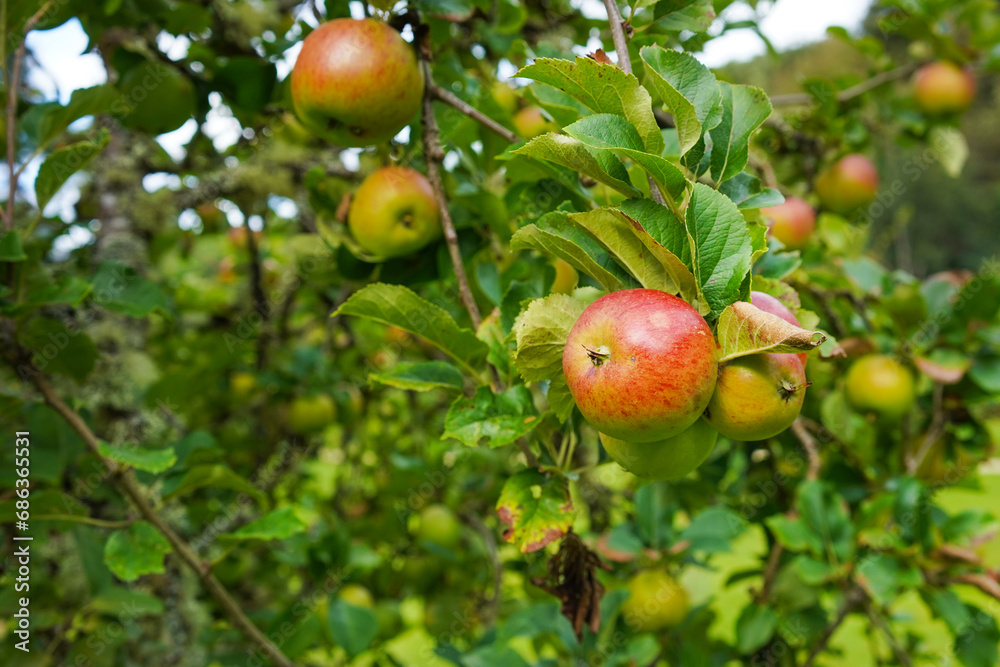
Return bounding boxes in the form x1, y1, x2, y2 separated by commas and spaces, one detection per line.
778, 380, 812, 403
583, 344, 610, 366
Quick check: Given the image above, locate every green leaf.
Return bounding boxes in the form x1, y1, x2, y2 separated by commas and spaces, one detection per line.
517, 57, 664, 154
221, 507, 307, 541
617, 197, 690, 263
685, 183, 756, 316
923, 588, 971, 635
35, 130, 110, 210
793, 554, 838, 585
22, 276, 93, 308
562, 114, 689, 200
512, 294, 586, 383
98, 442, 176, 474
969, 356, 1000, 393
496, 469, 573, 553
708, 83, 771, 185
163, 464, 264, 501
327, 597, 378, 657
570, 207, 693, 297
680, 506, 746, 553
716, 300, 826, 362
369, 361, 465, 392
443, 386, 541, 447
0, 230, 27, 261
546, 374, 576, 422
856, 554, 921, 605
103, 521, 173, 582
513, 133, 639, 197
798, 481, 855, 562
640, 45, 723, 156
719, 172, 785, 209
19, 316, 99, 382
511, 223, 626, 293
91, 261, 171, 318
736, 605, 778, 654
334, 283, 488, 374
765, 515, 824, 555
954, 604, 1000, 667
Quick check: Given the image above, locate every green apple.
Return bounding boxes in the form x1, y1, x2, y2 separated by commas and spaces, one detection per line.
620, 570, 689, 632
287, 394, 337, 434
599, 417, 718, 480
563, 289, 718, 443
290, 18, 423, 147
762, 196, 816, 251
490, 81, 518, 114
348, 166, 441, 259
815, 154, 879, 214
550, 258, 579, 295
705, 353, 807, 441
415, 503, 461, 549
845, 354, 916, 419
914, 61, 976, 115
338, 583, 374, 609
116, 62, 195, 135
230, 371, 258, 401
512, 106, 554, 138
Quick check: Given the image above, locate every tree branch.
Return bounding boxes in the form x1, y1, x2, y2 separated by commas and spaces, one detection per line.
791, 418, 821, 480
863, 597, 913, 667
770, 62, 920, 108
429, 84, 518, 143
419, 59, 483, 329
802, 587, 863, 667
906, 382, 945, 475
4, 1, 54, 230
23, 367, 296, 667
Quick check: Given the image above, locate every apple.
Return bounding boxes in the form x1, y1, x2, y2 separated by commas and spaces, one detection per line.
512, 106, 554, 138
290, 18, 423, 147
116, 62, 195, 135
416, 503, 461, 549
762, 196, 816, 251
230, 371, 258, 400
750, 291, 808, 368
815, 154, 879, 214
338, 583, 374, 609
704, 353, 807, 441
348, 166, 442, 259
490, 81, 518, 114
599, 417, 718, 480
287, 394, 337, 434
914, 61, 976, 115
550, 258, 579, 295
845, 354, 916, 419
620, 570, 689, 632
563, 289, 718, 443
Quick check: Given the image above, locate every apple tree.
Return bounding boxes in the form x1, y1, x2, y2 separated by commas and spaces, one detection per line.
2, 0, 1000, 665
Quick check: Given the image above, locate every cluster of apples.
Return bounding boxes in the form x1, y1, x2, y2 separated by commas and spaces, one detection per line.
563, 289, 810, 481
290, 18, 442, 260
760, 60, 975, 252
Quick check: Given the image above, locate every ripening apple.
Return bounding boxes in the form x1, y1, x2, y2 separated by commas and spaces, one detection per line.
599, 418, 718, 481
550, 258, 579, 295
815, 154, 879, 214
620, 570, 689, 632
914, 61, 976, 115
117, 62, 195, 135
704, 353, 807, 441
844, 354, 916, 419
290, 18, 423, 147
762, 197, 816, 251
230, 371, 258, 401
563, 289, 718, 443
416, 503, 461, 549
348, 166, 441, 259
338, 584, 374, 609
512, 106, 554, 138
287, 394, 337, 434
750, 291, 808, 368
490, 81, 518, 114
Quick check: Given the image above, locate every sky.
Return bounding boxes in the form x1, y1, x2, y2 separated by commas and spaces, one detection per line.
18, 0, 873, 223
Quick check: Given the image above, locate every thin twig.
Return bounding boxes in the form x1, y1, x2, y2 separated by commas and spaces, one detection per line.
464, 512, 502, 625
25, 369, 295, 667
802, 588, 863, 667
863, 598, 913, 667
770, 63, 920, 107
430, 84, 518, 143
4, 1, 53, 230
759, 543, 785, 602
791, 418, 821, 480
951, 573, 1000, 602
601, 0, 667, 207
244, 222, 270, 370
419, 59, 482, 329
